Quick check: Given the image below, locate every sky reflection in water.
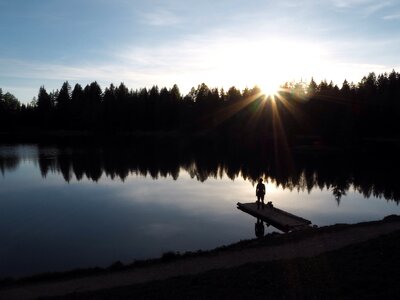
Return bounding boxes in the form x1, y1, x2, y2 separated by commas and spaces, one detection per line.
0, 145, 399, 278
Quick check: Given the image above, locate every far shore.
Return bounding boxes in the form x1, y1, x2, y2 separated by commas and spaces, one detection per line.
1, 130, 400, 154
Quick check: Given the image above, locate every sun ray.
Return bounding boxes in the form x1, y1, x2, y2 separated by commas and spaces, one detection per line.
274, 90, 305, 123
270, 95, 294, 172
198, 91, 264, 129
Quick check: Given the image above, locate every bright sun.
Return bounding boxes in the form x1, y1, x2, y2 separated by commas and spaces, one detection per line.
198, 38, 328, 100
261, 84, 279, 98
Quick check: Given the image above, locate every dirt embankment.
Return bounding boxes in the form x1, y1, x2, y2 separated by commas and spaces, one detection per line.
1, 215, 400, 300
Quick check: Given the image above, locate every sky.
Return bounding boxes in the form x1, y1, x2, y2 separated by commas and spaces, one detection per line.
1, 0, 400, 103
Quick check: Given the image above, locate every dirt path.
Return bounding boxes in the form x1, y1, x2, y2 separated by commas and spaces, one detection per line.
2, 220, 400, 300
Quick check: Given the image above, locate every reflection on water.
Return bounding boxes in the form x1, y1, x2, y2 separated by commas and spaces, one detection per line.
0, 143, 399, 278
255, 218, 265, 238
1, 142, 400, 204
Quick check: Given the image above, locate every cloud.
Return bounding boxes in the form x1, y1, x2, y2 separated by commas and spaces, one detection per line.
383, 13, 400, 20
362, 1, 392, 16
140, 9, 181, 26
330, 0, 375, 8
329, 0, 393, 16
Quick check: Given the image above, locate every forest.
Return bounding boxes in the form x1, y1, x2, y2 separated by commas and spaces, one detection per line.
1, 70, 400, 144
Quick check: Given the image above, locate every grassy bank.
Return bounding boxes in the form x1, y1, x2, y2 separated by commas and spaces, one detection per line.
56, 229, 400, 299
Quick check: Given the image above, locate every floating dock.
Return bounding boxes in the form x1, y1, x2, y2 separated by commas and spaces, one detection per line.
237, 202, 312, 232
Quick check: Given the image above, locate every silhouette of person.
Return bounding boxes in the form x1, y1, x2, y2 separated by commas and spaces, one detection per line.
255, 218, 265, 238
256, 178, 266, 208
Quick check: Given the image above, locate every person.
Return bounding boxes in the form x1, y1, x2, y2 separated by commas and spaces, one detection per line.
255, 218, 265, 238
256, 178, 266, 208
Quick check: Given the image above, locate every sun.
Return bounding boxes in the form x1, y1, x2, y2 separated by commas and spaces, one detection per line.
260, 84, 280, 99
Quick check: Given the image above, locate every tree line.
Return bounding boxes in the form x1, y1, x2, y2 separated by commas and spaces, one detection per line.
1, 70, 400, 142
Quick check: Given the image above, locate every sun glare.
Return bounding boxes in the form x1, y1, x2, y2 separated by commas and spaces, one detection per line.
193, 38, 329, 99
261, 84, 279, 98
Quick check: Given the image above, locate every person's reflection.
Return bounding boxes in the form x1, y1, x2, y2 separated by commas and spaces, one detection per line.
255, 218, 265, 238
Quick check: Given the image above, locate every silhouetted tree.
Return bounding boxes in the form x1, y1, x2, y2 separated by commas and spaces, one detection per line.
103, 84, 116, 130
56, 81, 71, 128
70, 83, 84, 129
37, 86, 53, 128
2, 92, 20, 111
307, 77, 317, 97
83, 81, 102, 129
115, 83, 129, 130
0, 90, 21, 129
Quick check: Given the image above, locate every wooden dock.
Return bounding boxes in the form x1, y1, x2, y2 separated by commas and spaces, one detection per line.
237, 202, 312, 232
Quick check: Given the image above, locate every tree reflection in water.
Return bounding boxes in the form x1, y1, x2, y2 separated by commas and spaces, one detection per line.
0, 140, 399, 205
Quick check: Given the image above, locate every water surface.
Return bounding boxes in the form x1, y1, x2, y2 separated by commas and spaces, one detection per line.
0, 143, 398, 278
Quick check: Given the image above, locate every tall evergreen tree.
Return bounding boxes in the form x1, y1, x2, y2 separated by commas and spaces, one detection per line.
0, 88, 4, 119
83, 82, 102, 129
226, 86, 241, 102
170, 84, 181, 102
103, 84, 116, 129
37, 86, 53, 128
71, 83, 84, 129
57, 81, 71, 108
56, 81, 71, 128
308, 78, 317, 97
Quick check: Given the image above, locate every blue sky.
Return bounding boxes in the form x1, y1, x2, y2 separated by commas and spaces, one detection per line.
1, 0, 400, 103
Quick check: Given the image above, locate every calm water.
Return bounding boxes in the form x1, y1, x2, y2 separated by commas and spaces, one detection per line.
0, 143, 399, 278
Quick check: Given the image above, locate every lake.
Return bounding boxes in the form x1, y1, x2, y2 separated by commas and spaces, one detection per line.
0, 142, 399, 278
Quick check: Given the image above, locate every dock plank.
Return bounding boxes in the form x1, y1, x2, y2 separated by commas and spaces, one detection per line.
237, 202, 312, 232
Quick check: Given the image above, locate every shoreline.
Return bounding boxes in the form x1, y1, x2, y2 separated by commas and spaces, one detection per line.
1, 215, 399, 299
1, 130, 400, 148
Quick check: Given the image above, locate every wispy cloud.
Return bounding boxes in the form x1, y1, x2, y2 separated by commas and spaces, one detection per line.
330, 0, 375, 8
363, 1, 392, 16
383, 13, 400, 20
329, 0, 393, 16
140, 9, 181, 27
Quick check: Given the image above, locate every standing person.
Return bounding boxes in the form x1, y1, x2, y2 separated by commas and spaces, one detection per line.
256, 178, 266, 208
